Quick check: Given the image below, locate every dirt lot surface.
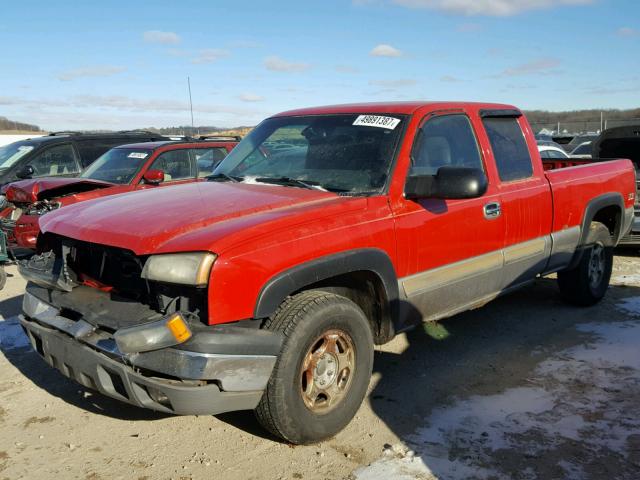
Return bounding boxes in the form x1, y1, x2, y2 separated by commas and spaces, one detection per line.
1, 253, 640, 480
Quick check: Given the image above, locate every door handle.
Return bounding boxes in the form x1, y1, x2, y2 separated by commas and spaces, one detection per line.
484, 202, 501, 219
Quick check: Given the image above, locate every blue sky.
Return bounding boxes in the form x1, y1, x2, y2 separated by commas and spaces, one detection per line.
0, 0, 638, 130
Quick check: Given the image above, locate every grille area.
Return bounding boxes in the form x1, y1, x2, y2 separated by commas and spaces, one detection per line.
39, 233, 208, 324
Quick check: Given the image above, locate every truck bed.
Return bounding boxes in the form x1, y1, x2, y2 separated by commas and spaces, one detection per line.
542, 157, 624, 171
545, 158, 636, 234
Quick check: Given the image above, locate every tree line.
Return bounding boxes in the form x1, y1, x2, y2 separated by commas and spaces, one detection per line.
0, 116, 42, 132
523, 108, 640, 125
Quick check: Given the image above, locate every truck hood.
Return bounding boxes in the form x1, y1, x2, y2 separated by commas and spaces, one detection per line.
5, 177, 113, 204
40, 181, 342, 254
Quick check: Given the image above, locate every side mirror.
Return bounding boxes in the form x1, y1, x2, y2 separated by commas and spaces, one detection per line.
143, 169, 164, 185
16, 165, 35, 179
405, 166, 488, 200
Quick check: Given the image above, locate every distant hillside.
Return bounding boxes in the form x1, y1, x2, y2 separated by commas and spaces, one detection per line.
523, 108, 640, 125
0, 116, 43, 133
524, 108, 640, 134
145, 126, 254, 137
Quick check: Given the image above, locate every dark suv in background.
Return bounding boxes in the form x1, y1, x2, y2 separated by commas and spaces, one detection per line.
0, 130, 167, 188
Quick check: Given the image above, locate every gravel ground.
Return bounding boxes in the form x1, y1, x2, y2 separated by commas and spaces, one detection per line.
1, 252, 640, 480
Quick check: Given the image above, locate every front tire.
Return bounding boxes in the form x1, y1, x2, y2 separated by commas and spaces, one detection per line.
558, 221, 613, 306
255, 291, 374, 444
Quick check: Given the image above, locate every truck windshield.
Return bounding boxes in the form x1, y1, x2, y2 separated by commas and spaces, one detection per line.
80, 148, 153, 184
0, 142, 34, 169
213, 113, 406, 194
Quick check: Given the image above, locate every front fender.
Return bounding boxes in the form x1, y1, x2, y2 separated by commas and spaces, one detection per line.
253, 248, 399, 320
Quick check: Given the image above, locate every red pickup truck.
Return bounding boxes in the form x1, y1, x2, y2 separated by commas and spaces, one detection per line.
1, 137, 238, 251
17, 102, 635, 444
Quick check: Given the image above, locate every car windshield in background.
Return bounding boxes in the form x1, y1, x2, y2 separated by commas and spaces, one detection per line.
568, 135, 598, 147
213, 113, 406, 194
0, 142, 34, 169
572, 143, 592, 155
80, 148, 152, 184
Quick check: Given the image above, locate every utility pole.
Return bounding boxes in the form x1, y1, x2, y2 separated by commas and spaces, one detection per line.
187, 76, 195, 135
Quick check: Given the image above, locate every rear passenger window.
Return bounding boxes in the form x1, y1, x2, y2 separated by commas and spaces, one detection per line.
75, 140, 121, 166
483, 117, 533, 181
149, 149, 194, 181
194, 148, 229, 178
410, 114, 483, 176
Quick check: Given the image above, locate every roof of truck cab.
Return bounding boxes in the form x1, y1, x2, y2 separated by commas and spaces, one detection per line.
274, 101, 518, 117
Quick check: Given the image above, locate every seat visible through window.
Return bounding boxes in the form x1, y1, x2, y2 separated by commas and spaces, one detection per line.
410, 114, 483, 176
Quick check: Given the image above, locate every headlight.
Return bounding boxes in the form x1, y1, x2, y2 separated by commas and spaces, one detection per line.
0, 195, 7, 210
141, 252, 217, 286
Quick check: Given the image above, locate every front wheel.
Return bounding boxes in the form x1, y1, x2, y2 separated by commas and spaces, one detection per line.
558, 221, 613, 306
255, 291, 374, 444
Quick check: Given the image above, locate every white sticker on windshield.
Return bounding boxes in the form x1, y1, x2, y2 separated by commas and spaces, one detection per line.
128, 152, 148, 159
353, 115, 400, 130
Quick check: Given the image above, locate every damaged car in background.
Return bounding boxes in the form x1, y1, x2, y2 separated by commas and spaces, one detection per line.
1, 136, 239, 252
16, 102, 636, 445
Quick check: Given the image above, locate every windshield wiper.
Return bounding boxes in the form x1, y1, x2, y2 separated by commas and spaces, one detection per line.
207, 173, 241, 183
254, 176, 327, 191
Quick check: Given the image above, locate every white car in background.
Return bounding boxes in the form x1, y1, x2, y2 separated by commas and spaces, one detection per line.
537, 144, 570, 160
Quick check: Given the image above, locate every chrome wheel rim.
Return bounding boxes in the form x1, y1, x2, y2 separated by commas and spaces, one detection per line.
588, 243, 606, 289
300, 329, 355, 413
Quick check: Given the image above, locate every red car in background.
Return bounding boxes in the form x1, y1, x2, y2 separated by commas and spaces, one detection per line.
1, 136, 239, 251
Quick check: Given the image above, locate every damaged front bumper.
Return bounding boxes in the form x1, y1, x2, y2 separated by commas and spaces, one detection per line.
20, 288, 281, 415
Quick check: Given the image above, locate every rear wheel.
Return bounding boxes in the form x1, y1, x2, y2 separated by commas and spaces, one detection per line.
558, 222, 613, 306
255, 291, 374, 444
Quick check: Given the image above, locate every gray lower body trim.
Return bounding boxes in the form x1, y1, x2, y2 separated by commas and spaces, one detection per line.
399, 249, 504, 323
398, 230, 580, 324
543, 226, 581, 274
22, 292, 276, 393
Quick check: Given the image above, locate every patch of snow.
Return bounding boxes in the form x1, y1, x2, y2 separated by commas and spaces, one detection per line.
0, 314, 30, 351
354, 447, 436, 480
237, 176, 278, 186
354, 320, 640, 480
614, 296, 640, 316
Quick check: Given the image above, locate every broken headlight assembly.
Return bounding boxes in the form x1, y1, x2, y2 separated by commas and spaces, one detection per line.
25, 200, 61, 216
141, 252, 216, 286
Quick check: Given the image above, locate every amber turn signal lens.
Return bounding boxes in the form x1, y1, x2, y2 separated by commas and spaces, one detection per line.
166, 314, 192, 343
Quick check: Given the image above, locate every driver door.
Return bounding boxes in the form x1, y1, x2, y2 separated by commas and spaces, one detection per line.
393, 111, 505, 324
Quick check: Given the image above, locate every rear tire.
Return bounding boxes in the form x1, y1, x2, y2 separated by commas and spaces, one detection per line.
558, 222, 613, 306
255, 291, 374, 444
